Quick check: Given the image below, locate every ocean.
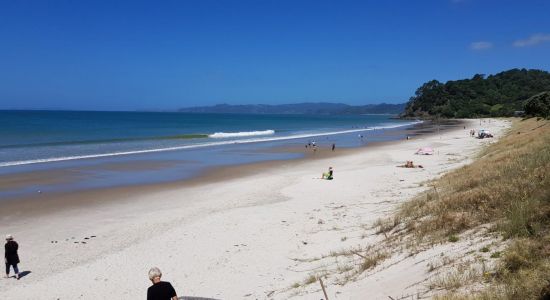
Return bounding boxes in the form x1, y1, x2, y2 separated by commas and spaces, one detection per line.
0, 110, 420, 198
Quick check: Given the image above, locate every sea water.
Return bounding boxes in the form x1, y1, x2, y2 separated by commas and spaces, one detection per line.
0, 110, 420, 198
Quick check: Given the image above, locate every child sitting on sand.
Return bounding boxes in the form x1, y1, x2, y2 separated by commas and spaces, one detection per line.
321, 167, 334, 180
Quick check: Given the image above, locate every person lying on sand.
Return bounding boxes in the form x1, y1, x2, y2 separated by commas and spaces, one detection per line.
321, 167, 334, 180
398, 161, 423, 168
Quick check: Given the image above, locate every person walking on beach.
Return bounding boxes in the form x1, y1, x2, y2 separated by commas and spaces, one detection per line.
147, 267, 178, 300
331, 143, 335, 151
4, 234, 20, 280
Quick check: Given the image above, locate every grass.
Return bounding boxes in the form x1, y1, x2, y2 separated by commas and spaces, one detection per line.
360, 251, 389, 271
304, 274, 318, 285
448, 235, 459, 243
391, 118, 550, 299
373, 215, 402, 234
289, 243, 390, 290
397, 119, 549, 242
429, 263, 484, 291
336, 264, 354, 273
290, 273, 321, 289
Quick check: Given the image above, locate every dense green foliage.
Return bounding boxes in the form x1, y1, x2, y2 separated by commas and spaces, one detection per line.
402, 69, 550, 118
524, 91, 550, 119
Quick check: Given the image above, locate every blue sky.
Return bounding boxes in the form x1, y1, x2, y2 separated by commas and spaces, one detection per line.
1, 0, 549, 110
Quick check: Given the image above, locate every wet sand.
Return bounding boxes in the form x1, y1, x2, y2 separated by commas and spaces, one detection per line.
0, 120, 456, 220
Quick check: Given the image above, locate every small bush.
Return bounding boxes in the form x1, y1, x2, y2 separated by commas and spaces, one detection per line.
503, 251, 531, 272
304, 274, 317, 285
360, 251, 389, 271
448, 235, 459, 243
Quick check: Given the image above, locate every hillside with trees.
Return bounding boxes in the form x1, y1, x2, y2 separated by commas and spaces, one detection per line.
179, 102, 406, 115
401, 69, 550, 118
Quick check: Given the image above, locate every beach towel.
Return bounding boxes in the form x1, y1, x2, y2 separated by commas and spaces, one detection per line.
415, 147, 434, 155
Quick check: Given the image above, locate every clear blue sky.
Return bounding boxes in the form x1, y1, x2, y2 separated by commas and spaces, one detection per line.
1, 0, 549, 111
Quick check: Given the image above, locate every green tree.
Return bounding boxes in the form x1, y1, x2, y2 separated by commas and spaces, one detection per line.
524, 91, 550, 119
402, 69, 550, 118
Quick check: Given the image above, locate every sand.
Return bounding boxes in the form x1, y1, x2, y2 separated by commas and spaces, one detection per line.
0, 119, 510, 299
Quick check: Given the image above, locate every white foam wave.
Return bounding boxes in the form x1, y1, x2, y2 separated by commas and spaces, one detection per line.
209, 130, 275, 138
0, 121, 422, 167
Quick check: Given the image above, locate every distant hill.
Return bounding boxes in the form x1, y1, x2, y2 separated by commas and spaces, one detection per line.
401, 68, 550, 118
178, 102, 406, 115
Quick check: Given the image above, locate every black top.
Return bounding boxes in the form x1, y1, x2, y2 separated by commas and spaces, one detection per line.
147, 281, 177, 300
5, 241, 20, 265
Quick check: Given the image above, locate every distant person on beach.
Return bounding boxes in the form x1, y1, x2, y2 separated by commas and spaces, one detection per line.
147, 267, 178, 300
331, 143, 335, 151
4, 234, 20, 280
321, 167, 333, 180
399, 161, 423, 168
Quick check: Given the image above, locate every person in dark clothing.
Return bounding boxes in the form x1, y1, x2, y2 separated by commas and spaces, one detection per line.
5, 234, 20, 280
147, 267, 178, 300
331, 143, 335, 151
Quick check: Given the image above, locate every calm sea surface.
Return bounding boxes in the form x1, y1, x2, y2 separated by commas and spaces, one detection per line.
0, 110, 420, 198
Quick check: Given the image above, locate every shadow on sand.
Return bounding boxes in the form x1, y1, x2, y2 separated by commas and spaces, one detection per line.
17, 270, 32, 279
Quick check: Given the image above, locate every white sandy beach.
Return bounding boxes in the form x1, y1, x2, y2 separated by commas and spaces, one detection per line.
0, 119, 510, 300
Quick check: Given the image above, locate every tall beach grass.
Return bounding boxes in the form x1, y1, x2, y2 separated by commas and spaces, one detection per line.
394, 118, 550, 299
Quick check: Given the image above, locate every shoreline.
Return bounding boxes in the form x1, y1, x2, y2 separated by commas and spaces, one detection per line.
0, 119, 458, 219
0, 118, 505, 300
0, 121, 423, 201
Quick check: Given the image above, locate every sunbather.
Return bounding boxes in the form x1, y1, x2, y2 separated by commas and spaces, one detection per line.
398, 161, 423, 168
321, 167, 333, 180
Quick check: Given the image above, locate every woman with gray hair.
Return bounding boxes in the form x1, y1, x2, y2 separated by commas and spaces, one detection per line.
147, 267, 178, 300
4, 234, 20, 280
